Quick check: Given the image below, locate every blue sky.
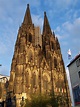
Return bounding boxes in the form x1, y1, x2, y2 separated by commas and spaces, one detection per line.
0, 0, 80, 76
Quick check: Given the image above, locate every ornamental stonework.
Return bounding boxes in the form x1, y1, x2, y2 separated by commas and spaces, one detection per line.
8, 4, 71, 107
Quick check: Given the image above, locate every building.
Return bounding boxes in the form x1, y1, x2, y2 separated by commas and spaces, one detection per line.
67, 54, 80, 107
34, 26, 42, 47
0, 74, 9, 106
0, 74, 9, 80
8, 4, 71, 107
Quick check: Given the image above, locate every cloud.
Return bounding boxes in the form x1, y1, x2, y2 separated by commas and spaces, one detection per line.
43, 0, 80, 25
55, 17, 80, 41
27, 0, 40, 7
54, 17, 80, 63
0, 42, 7, 54
44, 0, 78, 10
54, 26, 68, 40
56, 0, 71, 8
55, 26, 61, 32
62, 17, 80, 37
0, 65, 10, 76
55, 33, 62, 40
32, 14, 43, 31
55, 33, 68, 47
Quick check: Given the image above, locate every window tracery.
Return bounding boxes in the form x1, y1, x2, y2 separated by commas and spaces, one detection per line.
43, 76, 48, 91
26, 72, 29, 87
33, 73, 36, 88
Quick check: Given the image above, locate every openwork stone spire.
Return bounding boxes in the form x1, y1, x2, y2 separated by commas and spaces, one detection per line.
43, 12, 52, 35
23, 4, 32, 25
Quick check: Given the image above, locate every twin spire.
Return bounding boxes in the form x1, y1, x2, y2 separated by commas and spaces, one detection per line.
23, 4, 52, 35
23, 4, 32, 25
43, 12, 52, 35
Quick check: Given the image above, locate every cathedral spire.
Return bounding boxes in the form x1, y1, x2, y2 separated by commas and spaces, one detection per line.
42, 12, 52, 35
23, 4, 32, 25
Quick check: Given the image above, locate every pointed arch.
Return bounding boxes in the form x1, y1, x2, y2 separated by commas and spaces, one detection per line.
27, 49, 34, 62
29, 34, 32, 42
43, 75, 48, 90
26, 71, 29, 87
54, 57, 57, 68
43, 73, 50, 92
25, 68, 32, 88
51, 41, 54, 50
32, 72, 36, 88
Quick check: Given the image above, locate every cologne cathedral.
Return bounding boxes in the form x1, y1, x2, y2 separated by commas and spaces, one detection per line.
8, 4, 71, 107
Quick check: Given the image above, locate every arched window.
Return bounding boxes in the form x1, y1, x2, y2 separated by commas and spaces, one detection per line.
26, 34, 27, 43
43, 76, 48, 91
26, 72, 29, 87
29, 34, 32, 42
33, 73, 36, 88
28, 52, 33, 62
54, 57, 57, 68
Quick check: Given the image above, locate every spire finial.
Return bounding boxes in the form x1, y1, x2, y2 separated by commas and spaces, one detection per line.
44, 12, 46, 16
42, 12, 52, 35
27, 4, 29, 7
23, 4, 32, 25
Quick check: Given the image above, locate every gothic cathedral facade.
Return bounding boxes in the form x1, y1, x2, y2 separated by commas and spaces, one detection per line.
9, 4, 71, 107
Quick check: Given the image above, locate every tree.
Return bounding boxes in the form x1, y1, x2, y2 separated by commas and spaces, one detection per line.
24, 94, 50, 107
24, 93, 68, 107
24, 92, 61, 107
49, 92, 59, 107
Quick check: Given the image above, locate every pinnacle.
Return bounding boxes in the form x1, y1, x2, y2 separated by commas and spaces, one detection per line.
43, 11, 52, 35
44, 12, 46, 16
23, 4, 32, 25
27, 4, 29, 7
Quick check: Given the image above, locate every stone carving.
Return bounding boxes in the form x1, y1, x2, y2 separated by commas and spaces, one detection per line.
8, 4, 71, 107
